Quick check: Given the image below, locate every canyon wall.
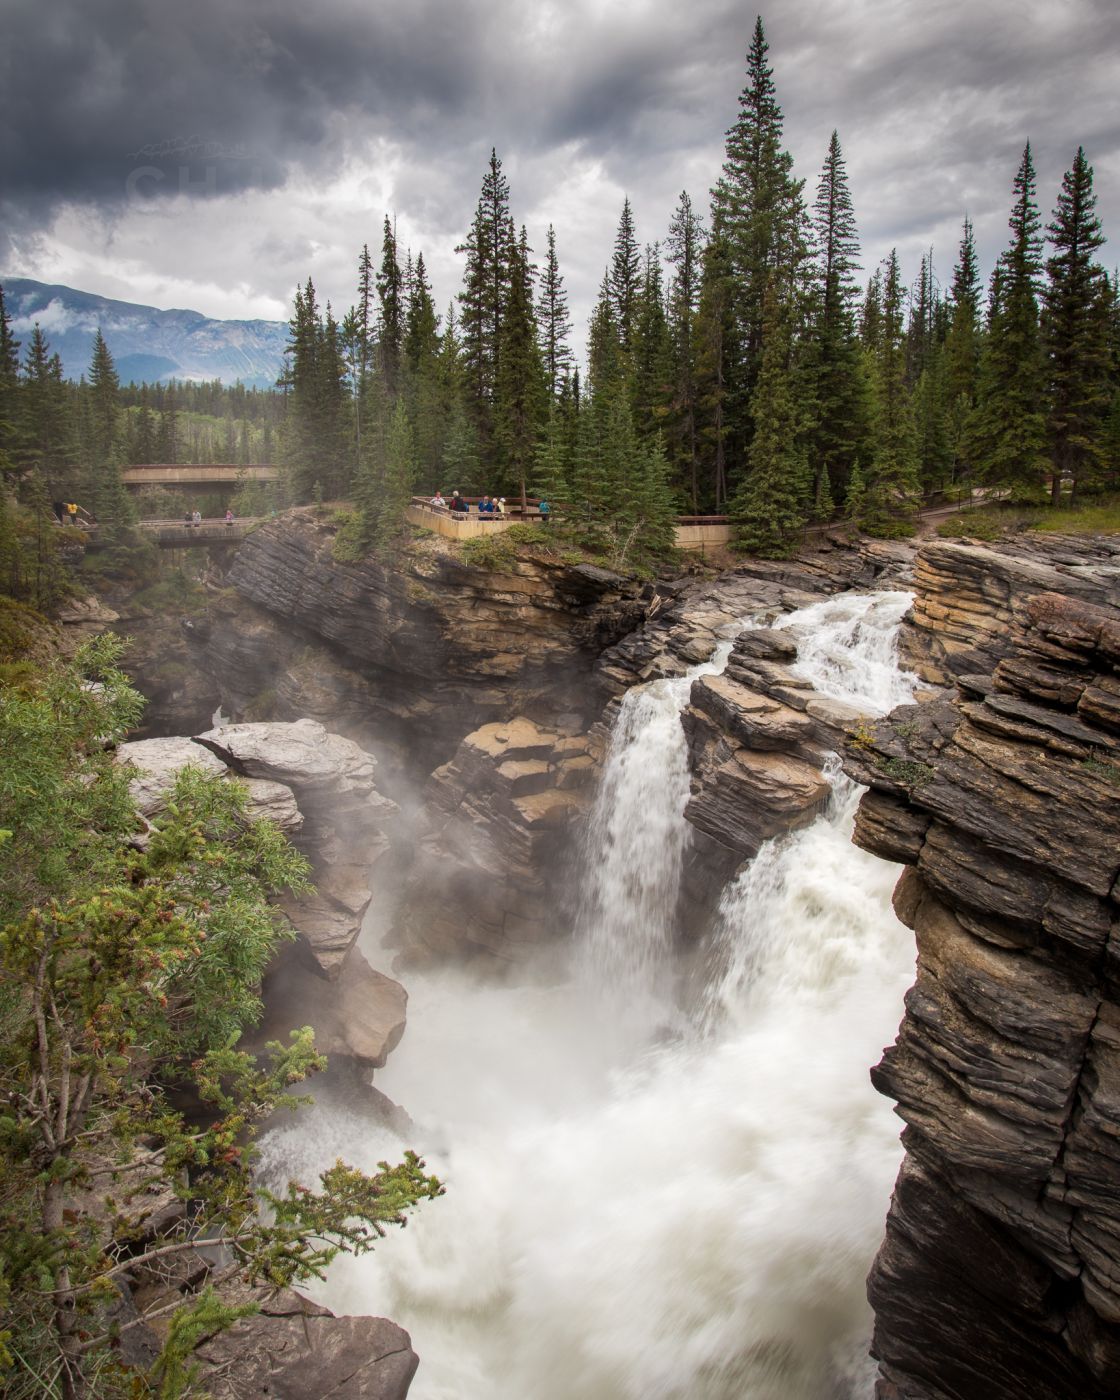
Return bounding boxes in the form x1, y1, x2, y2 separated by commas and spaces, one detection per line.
844, 535, 1120, 1399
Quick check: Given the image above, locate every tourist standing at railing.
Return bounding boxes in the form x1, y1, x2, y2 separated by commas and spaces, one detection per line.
450, 492, 468, 514
225, 509, 235, 528
193, 510, 202, 528
431, 490, 446, 509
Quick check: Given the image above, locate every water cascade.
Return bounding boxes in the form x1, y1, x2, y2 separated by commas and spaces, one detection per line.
260, 590, 919, 1400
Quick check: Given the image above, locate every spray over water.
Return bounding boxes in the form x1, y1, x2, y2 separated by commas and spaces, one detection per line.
260, 590, 919, 1399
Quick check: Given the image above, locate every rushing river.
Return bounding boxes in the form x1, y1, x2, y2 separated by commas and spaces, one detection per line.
260, 589, 919, 1400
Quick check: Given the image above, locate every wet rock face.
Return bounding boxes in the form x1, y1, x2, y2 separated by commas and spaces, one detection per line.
845, 562, 1120, 1398
390, 716, 599, 968
191, 514, 647, 775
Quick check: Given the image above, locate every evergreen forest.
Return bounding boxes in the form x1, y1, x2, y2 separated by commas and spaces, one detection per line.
1, 15, 1118, 575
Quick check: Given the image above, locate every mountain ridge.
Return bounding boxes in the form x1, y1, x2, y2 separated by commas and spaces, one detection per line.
1, 277, 288, 390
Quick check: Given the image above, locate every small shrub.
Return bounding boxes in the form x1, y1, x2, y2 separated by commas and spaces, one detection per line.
876, 755, 934, 786
459, 533, 517, 573
848, 718, 876, 750
331, 513, 366, 562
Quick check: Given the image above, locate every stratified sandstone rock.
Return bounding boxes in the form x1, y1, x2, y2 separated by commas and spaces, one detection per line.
392, 717, 596, 967
845, 569, 1120, 1399
186, 513, 647, 776
903, 535, 1119, 687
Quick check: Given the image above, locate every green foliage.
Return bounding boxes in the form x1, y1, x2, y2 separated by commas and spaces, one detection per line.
459, 531, 518, 573
875, 755, 934, 786
0, 641, 443, 1397
730, 278, 809, 558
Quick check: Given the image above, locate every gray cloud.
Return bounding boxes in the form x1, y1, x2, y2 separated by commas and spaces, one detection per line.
2, 0, 1118, 347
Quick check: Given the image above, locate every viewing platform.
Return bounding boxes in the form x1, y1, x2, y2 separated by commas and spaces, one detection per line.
407, 497, 734, 551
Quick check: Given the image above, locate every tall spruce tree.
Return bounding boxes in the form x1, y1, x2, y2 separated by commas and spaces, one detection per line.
85, 330, 133, 524
456, 150, 515, 448
711, 15, 807, 479
805, 130, 868, 514
376, 218, 404, 397
1041, 146, 1111, 503
20, 325, 75, 497
694, 214, 738, 510
610, 198, 642, 353
630, 244, 673, 442
729, 277, 808, 556
665, 190, 706, 509
494, 229, 546, 510
970, 144, 1048, 500
860, 251, 920, 534
942, 217, 983, 482
537, 225, 573, 399
0, 284, 20, 480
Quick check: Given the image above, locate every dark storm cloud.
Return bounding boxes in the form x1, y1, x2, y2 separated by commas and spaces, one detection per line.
2, 0, 1118, 331
0, 0, 487, 217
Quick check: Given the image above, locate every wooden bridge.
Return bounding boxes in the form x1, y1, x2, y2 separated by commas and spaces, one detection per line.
122, 464, 279, 489
69, 517, 265, 549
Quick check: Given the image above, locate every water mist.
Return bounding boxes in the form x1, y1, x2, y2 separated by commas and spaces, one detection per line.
259, 590, 919, 1400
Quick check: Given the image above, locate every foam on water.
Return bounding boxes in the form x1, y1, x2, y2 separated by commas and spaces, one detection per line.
259, 591, 919, 1399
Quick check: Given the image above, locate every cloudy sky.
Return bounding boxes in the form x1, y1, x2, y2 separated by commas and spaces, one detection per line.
2, 0, 1118, 354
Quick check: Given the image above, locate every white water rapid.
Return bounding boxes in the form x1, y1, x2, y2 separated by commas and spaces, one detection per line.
259, 589, 920, 1400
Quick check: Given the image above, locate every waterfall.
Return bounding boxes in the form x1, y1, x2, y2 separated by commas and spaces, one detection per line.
575, 638, 735, 994
259, 589, 919, 1400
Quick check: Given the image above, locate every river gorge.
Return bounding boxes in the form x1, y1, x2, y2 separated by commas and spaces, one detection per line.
88, 517, 1120, 1399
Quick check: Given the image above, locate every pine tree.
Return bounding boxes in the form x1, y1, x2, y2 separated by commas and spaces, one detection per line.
456, 150, 515, 446
1042, 146, 1111, 503
0, 284, 21, 480
729, 278, 808, 556
404, 252, 444, 480
537, 225, 573, 399
610, 198, 642, 352
630, 244, 673, 441
376, 217, 403, 396
970, 144, 1048, 500
693, 214, 738, 510
942, 217, 983, 482
494, 229, 546, 510
861, 251, 920, 535
711, 15, 807, 469
664, 190, 706, 510
805, 130, 868, 514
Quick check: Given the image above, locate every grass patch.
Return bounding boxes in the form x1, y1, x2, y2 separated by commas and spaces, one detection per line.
1031, 493, 1120, 535
1081, 753, 1120, 785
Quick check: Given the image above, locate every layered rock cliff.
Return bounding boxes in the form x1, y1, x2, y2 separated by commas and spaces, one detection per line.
186, 513, 647, 776
844, 537, 1120, 1399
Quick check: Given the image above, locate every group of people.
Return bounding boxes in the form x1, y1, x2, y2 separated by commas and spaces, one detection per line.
182, 509, 237, 529
431, 490, 507, 518
429, 490, 550, 523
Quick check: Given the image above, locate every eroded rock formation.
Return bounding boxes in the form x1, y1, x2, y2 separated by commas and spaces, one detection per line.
390, 716, 599, 968
845, 546, 1120, 1398
119, 720, 405, 1070
185, 513, 647, 775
